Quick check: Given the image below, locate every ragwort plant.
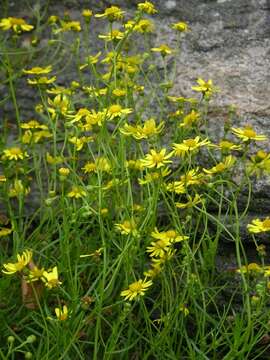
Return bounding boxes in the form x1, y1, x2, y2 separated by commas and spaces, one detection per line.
1, 1, 270, 359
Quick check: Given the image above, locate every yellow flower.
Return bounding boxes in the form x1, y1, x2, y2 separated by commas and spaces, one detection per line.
144, 262, 162, 278
131, 19, 154, 33
57, 21, 81, 32
236, 263, 262, 274
179, 304, 189, 316
121, 278, 153, 301
175, 194, 202, 209
146, 238, 171, 258
2, 147, 29, 161
247, 151, 270, 177
20, 120, 48, 130
46, 153, 63, 165
107, 104, 133, 119
81, 162, 96, 174
112, 88, 127, 97
68, 136, 93, 151
28, 266, 45, 282
172, 137, 210, 157
115, 219, 138, 236
140, 149, 172, 169
23, 66, 52, 75
8, 179, 30, 198
55, 305, 69, 321
67, 186, 86, 199
179, 110, 200, 128
0, 175, 7, 182
2, 250, 32, 275
192, 78, 216, 97
138, 167, 171, 185
58, 167, 70, 177
231, 126, 267, 142
43, 266, 62, 289
167, 168, 203, 194
0, 17, 34, 33
0, 227, 13, 237
172, 22, 189, 32
151, 44, 173, 57
80, 52, 102, 69
82, 9, 93, 18
214, 140, 242, 152
98, 29, 125, 41
203, 155, 236, 175
247, 218, 270, 233
137, 1, 157, 14
48, 15, 59, 25
151, 228, 188, 243
120, 118, 164, 140
95, 6, 125, 21
27, 76, 56, 85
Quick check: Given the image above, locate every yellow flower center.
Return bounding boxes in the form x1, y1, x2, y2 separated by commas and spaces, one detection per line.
243, 129, 256, 138
129, 281, 143, 292
165, 230, 176, 239
9, 147, 22, 155
152, 153, 164, 164
109, 104, 122, 114
184, 139, 197, 148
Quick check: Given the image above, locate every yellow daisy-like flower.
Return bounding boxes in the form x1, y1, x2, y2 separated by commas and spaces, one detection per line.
179, 110, 200, 128
203, 155, 236, 175
137, 1, 157, 14
23, 66, 52, 75
28, 266, 45, 282
140, 149, 172, 169
55, 305, 69, 321
172, 21, 189, 32
146, 238, 171, 258
27, 76, 57, 85
115, 219, 138, 236
121, 278, 153, 301
0, 227, 13, 237
151, 44, 173, 57
2, 250, 32, 275
82, 9, 93, 19
58, 167, 70, 177
247, 150, 270, 177
175, 194, 202, 209
192, 78, 216, 97
151, 228, 188, 243
8, 179, 30, 198
99, 29, 125, 42
0, 17, 34, 33
138, 167, 171, 185
107, 104, 133, 119
2, 147, 29, 161
20, 120, 48, 130
231, 126, 267, 142
69, 136, 94, 151
247, 218, 270, 233
80, 52, 102, 70
172, 137, 210, 157
214, 140, 242, 152
43, 266, 62, 289
120, 118, 164, 140
236, 263, 262, 274
57, 21, 81, 32
95, 6, 125, 22
67, 186, 87, 199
